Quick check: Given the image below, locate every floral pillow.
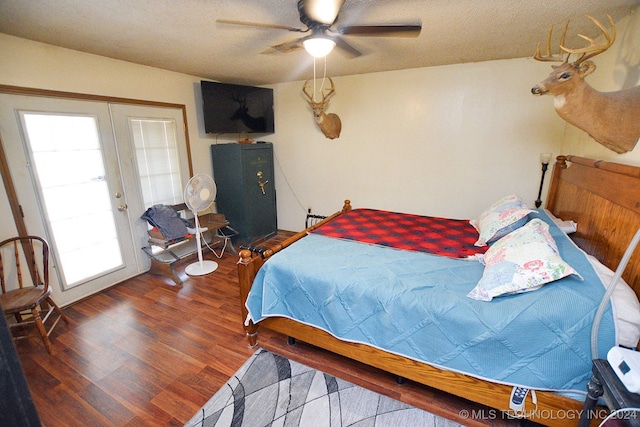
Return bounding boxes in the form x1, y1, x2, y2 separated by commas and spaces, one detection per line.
467, 218, 582, 301
470, 194, 534, 246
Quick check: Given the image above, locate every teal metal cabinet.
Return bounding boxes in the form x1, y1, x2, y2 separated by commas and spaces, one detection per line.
210, 143, 277, 244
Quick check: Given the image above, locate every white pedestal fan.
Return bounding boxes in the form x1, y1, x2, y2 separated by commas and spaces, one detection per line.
184, 174, 218, 276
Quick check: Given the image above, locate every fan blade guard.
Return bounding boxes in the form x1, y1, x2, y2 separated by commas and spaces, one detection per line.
184, 174, 216, 212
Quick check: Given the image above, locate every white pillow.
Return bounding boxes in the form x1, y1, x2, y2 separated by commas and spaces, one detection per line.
587, 254, 640, 348
470, 195, 534, 246
543, 209, 577, 234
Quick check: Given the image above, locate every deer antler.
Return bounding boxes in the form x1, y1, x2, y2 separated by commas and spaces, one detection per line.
322, 77, 335, 102
302, 77, 335, 105
533, 21, 570, 63
231, 93, 246, 105
302, 79, 315, 103
560, 14, 616, 65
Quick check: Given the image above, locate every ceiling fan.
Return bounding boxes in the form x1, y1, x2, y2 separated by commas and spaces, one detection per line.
217, 0, 422, 58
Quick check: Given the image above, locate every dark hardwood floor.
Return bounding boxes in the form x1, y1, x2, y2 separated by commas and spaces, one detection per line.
14, 232, 539, 426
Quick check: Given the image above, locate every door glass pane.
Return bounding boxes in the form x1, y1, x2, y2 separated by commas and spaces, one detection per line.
21, 113, 124, 287
131, 118, 183, 208
130, 118, 184, 255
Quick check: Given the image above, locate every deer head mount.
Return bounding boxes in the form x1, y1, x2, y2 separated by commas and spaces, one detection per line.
229, 94, 267, 132
531, 14, 640, 154
302, 77, 342, 139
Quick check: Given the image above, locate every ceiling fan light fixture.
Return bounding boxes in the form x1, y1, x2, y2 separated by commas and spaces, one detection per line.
303, 37, 336, 58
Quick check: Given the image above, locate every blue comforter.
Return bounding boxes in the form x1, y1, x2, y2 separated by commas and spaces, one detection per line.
246, 210, 615, 396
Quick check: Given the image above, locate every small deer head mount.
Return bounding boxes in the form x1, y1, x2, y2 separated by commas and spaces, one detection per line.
302, 77, 342, 139
229, 94, 266, 132
531, 14, 640, 153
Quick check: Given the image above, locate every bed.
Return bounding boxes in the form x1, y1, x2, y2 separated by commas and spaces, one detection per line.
236, 155, 640, 426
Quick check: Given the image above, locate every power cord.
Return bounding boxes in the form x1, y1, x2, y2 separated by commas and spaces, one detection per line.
200, 228, 228, 259
598, 407, 640, 426
272, 150, 308, 216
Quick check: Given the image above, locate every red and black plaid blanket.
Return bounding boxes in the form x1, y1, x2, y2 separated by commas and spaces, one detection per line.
312, 208, 487, 258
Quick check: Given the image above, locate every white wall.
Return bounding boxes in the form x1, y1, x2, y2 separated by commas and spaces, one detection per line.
0, 6, 637, 241
270, 58, 563, 230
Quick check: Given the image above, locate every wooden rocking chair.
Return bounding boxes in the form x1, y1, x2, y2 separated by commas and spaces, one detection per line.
0, 236, 69, 354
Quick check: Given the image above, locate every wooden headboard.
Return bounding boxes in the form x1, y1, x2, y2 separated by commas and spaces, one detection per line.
547, 155, 640, 297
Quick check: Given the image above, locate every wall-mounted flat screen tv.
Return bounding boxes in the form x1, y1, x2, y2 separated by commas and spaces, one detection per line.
201, 81, 274, 134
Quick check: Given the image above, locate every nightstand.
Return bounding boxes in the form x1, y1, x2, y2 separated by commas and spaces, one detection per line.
579, 359, 640, 426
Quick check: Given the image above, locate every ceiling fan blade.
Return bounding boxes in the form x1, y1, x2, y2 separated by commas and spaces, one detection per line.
338, 24, 422, 38
301, 0, 345, 25
262, 38, 305, 54
216, 19, 305, 33
334, 37, 362, 58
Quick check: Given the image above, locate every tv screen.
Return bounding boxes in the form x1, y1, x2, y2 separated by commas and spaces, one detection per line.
201, 81, 274, 134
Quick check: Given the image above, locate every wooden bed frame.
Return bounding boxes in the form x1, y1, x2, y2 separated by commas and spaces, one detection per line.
237, 155, 640, 427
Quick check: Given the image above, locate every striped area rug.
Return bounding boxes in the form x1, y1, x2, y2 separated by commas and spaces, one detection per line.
185, 349, 461, 427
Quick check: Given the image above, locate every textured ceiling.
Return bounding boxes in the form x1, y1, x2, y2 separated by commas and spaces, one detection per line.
0, 0, 638, 86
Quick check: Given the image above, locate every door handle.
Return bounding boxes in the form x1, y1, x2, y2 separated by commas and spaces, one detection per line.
115, 192, 127, 210
258, 180, 269, 195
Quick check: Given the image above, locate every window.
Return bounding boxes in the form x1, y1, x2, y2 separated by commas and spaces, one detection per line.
131, 118, 184, 208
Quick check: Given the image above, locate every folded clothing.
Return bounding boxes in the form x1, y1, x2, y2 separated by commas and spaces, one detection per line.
141, 204, 192, 241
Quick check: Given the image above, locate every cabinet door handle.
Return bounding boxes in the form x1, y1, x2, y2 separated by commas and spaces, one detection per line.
258, 180, 269, 194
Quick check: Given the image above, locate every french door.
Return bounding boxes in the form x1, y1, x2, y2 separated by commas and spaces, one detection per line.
0, 93, 190, 305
